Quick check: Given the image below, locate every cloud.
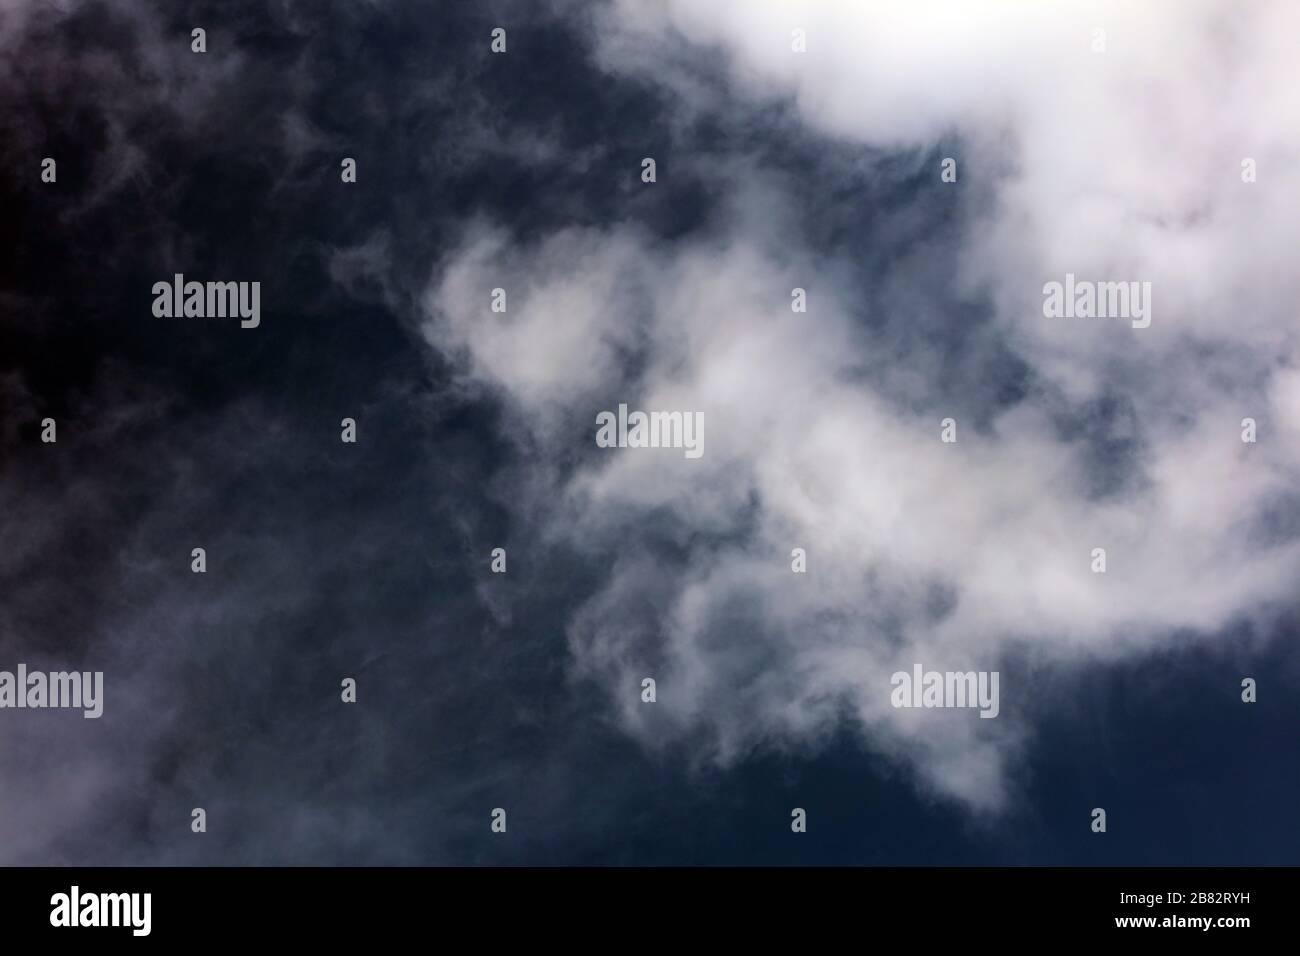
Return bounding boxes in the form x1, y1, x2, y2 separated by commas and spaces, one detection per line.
423, 0, 1300, 811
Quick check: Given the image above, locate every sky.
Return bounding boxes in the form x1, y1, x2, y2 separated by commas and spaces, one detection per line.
1, 0, 1298, 865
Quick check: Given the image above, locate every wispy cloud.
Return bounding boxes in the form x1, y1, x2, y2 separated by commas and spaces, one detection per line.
424, 0, 1300, 810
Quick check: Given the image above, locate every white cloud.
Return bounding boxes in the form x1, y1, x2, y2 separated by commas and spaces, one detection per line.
423, 1, 1300, 811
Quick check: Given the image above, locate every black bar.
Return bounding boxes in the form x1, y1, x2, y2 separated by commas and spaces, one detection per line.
2, 867, 1278, 942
